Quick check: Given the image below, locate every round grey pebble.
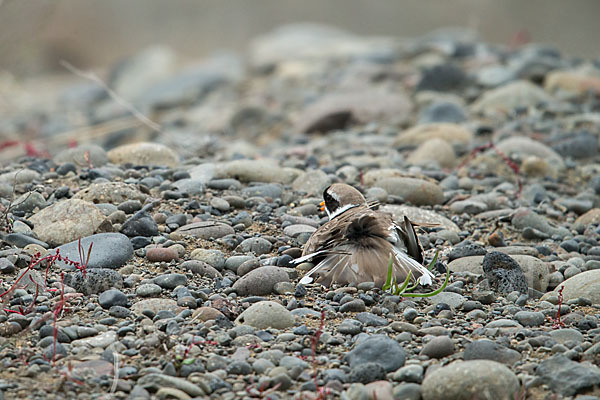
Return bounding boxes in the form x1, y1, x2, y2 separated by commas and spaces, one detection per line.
348, 362, 386, 384
339, 299, 366, 313
227, 360, 252, 375
136, 283, 162, 297
344, 334, 406, 372
393, 364, 424, 383
232, 266, 290, 296
403, 307, 418, 322
420, 336, 455, 359
514, 311, 545, 327
237, 237, 272, 255
98, 289, 128, 309
463, 339, 521, 365
338, 319, 363, 335
153, 273, 187, 289
422, 360, 520, 400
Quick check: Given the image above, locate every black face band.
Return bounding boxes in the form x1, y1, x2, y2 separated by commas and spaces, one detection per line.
323, 190, 339, 215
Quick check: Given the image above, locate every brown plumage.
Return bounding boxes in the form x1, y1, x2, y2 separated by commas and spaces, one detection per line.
296, 183, 434, 288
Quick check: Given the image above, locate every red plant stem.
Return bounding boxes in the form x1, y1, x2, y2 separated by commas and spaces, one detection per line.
1, 239, 91, 316
51, 272, 66, 366
457, 141, 522, 197
311, 311, 328, 398
552, 286, 565, 329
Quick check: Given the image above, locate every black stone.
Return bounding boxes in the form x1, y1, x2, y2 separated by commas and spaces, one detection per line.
482, 252, 528, 294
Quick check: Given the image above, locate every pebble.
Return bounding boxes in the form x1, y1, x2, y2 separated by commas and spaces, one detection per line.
235, 301, 295, 329
535, 354, 600, 396
420, 336, 455, 359
553, 270, 600, 305
348, 362, 386, 384
153, 273, 187, 289
371, 177, 444, 206
344, 335, 406, 373
482, 251, 528, 294
54, 144, 109, 167
421, 360, 520, 400
236, 237, 272, 255
232, 266, 290, 295
190, 249, 226, 270
291, 169, 332, 196
136, 283, 162, 297
98, 289, 128, 309
514, 311, 545, 327
462, 339, 521, 365
395, 123, 473, 147
179, 260, 222, 278
173, 221, 235, 240
63, 268, 123, 295
29, 199, 110, 246
121, 210, 159, 237
216, 159, 300, 184
107, 142, 179, 167
146, 247, 179, 262
137, 373, 206, 397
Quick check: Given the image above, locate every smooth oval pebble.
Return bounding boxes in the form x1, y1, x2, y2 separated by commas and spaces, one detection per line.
232, 266, 290, 296
146, 247, 179, 262
235, 301, 295, 329
421, 360, 520, 400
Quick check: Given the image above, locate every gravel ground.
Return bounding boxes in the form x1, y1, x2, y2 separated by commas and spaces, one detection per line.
1, 24, 600, 400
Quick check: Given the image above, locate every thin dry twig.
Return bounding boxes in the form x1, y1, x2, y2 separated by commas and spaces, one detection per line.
59, 60, 161, 132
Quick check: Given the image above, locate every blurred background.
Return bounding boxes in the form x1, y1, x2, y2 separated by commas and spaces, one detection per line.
1, 0, 599, 77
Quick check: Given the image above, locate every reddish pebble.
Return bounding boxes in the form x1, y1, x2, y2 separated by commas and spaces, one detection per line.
146, 247, 178, 262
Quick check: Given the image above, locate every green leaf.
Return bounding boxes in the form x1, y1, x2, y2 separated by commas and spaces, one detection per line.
427, 250, 439, 271
402, 266, 450, 298
382, 254, 394, 291
182, 358, 196, 365
392, 270, 412, 296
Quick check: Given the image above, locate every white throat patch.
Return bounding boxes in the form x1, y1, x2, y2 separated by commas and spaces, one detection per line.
327, 203, 359, 220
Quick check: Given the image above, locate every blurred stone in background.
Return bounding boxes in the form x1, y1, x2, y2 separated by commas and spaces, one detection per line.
1, 0, 599, 77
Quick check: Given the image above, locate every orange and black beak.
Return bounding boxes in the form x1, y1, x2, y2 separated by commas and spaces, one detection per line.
319, 201, 326, 212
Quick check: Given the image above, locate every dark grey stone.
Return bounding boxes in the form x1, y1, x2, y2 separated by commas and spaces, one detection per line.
153, 273, 188, 289
463, 339, 521, 365
514, 311, 545, 327
536, 354, 600, 396
3, 233, 48, 249
121, 211, 158, 237
344, 334, 406, 372
418, 100, 467, 124
482, 251, 528, 294
98, 289, 128, 309
416, 63, 468, 92
355, 312, 388, 327
448, 243, 487, 261
348, 362, 386, 384
420, 336, 455, 358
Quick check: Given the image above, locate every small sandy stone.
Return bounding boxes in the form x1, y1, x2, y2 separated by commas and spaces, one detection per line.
192, 307, 225, 322
395, 123, 473, 146
107, 142, 180, 167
